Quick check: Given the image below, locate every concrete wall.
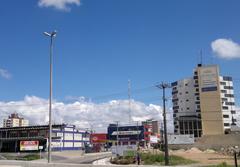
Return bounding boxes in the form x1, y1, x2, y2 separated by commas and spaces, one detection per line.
168, 134, 194, 145
198, 65, 224, 135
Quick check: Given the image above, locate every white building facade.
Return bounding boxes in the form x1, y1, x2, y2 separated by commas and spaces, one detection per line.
172, 65, 237, 137
3, 113, 29, 128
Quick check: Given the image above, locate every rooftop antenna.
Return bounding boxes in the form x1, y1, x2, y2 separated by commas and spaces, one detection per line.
200, 49, 203, 65
128, 79, 132, 123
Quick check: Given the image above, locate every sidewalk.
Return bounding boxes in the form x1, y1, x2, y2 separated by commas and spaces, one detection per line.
92, 157, 112, 165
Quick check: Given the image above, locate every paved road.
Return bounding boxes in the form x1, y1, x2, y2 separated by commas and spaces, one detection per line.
53, 152, 111, 164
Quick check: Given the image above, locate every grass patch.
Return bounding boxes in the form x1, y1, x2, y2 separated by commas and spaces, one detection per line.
2, 154, 40, 161
111, 153, 196, 165
16, 154, 40, 161
141, 153, 197, 166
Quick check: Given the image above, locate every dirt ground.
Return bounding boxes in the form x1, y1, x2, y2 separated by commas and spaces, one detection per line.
170, 148, 238, 165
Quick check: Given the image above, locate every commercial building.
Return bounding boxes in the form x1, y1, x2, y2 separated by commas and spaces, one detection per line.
107, 124, 144, 146
142, 119, 160, 145
0, 124, 90, 152
90, 133, 107, 152
3, 113, 29, 128
172, 64, 237, 137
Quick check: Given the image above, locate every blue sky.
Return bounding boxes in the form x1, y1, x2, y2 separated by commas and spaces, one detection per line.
1, 0, 240, 105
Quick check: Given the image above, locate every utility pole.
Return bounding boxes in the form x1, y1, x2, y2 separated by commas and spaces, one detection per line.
116, 121, 119, 156
43, 30, 57, 163
137, 121, 140, 149
128, 80, 131, 123
156, 82, 171, 166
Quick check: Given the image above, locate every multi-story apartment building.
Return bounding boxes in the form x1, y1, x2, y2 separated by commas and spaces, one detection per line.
3, 113, 29, 127
172, 64, 237, 137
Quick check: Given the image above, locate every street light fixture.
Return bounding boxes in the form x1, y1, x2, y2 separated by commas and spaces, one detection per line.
44, 30, 57, 163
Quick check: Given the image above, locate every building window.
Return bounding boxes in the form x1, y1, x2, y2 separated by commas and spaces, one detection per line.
220, 82, 226, 85
221, 90, 227, 93
172, 98, 178, 102
224, 86, 233, 90
171, 81, 178, 87
223, 76, 232, 81
173, 106, 179, 110
223, 115, 229, 118
225, 94, 234, 98
222, 106, 229, 110
195, 93, 199, 96
185, 91, 189, 94
196, 109, 201, 112
185, 83, 188, 86
225, 102, 235, 106
187, 107, 190, 110
172, 91, 178, 95
224, 123, 230, 126
231, 110, 236, 114
174, 110, 178, 113
193, 76, 198, 79
186, 99, 189, 102
195, 101, 200, 104
222, 98, 228, 102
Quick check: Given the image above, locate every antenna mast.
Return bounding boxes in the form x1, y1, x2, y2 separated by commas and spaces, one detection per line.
128, 79, 131, 123
200, 49, 203, 65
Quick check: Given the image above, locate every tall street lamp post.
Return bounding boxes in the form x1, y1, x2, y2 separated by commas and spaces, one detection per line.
44, 30, 57, 163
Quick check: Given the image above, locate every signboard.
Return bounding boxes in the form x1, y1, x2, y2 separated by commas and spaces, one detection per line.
90, 133, 107, 143
200, 66, 218, 92
111, 145, 137, 157
20, 141, 39, 151
112, 130, 141, 136
150, 135, 159, 144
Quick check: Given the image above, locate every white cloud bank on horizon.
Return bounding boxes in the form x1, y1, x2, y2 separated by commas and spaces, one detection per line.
0, 96, 174, 133
0, 68, 11, 79
38, 0, 80, 11
211, 38, 240, 59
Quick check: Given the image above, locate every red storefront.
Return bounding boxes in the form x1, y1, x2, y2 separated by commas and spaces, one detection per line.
90, 133, 107, 152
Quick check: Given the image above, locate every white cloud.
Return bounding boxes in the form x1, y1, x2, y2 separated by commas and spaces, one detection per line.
38, 0, 80, 11
211, 38, 240, 59
0, 68, 11, 79
0, 96, 175, 133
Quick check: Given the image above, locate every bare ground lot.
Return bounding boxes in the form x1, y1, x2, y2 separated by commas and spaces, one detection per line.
170, 148, 238, 165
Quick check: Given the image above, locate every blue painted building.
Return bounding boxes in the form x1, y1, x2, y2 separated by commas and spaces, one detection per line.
51, 124, 90, 151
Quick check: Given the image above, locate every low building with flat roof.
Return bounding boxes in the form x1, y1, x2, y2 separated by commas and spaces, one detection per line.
0, 124, 89, 152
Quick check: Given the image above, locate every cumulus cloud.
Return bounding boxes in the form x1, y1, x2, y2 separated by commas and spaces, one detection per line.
0, 68, 11, 79
0, 96, 174, 133
211, 38, 240, 59
38, 0, 80, 11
